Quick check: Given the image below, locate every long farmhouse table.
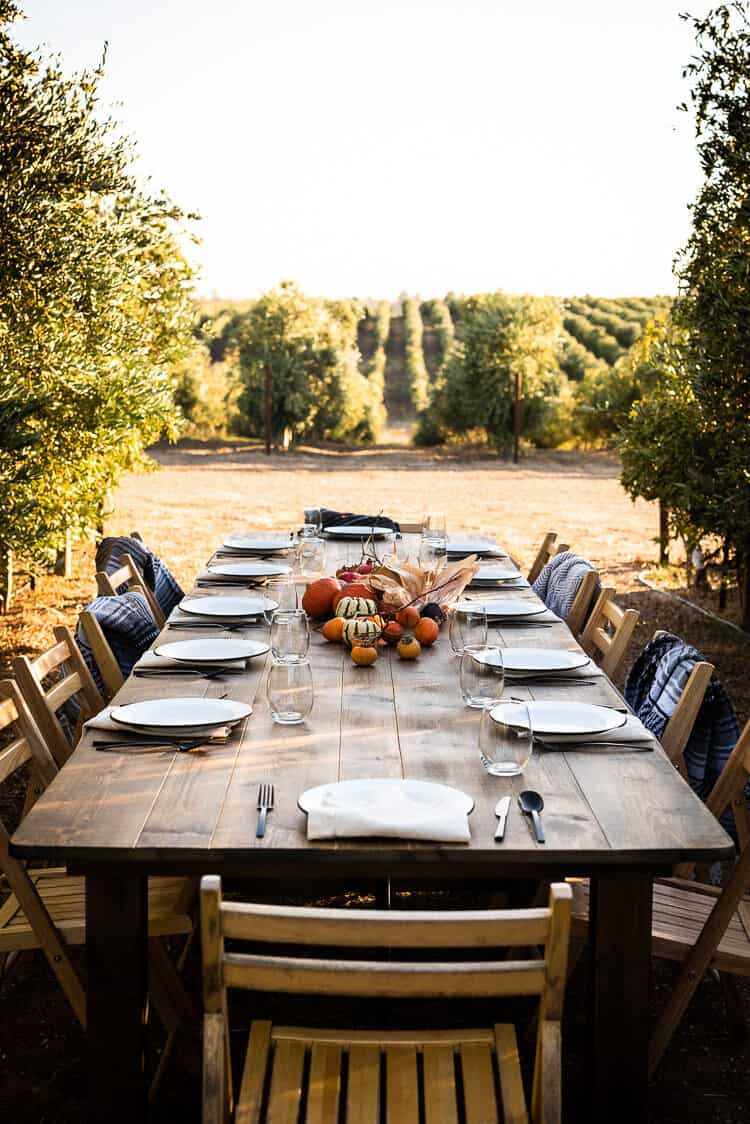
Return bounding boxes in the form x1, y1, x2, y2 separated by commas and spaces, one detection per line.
12, 533, 733, 1123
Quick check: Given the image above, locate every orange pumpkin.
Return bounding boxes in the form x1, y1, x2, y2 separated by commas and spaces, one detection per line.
414, 617, 439, 646
382, 621, 404, 646
301, 577, 341, 619
331, 582, 373, 612
397, 635, 421, 660
321, 617, 346, 642
351, 644, 378, 666
396, 605, 420, 629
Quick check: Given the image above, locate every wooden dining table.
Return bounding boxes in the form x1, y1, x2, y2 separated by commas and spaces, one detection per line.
12, 531, 733, 1123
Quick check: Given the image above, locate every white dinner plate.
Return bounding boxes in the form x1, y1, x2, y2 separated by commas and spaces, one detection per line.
323, 524, 395, 540
480, 648, 591, 674
223, 535, 292, 553
471, 565, 521, 583
154, 639, 270, 664
111, 697, 252, 733
179, 596, 276, 619
489, 701, 627, 737
446, 538, 504, 557
207, 561, 291, 579
299, 778, 474, 816
454, 598, 545, 619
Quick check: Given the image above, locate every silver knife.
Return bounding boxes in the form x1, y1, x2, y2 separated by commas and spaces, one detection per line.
494, 796, 511, 841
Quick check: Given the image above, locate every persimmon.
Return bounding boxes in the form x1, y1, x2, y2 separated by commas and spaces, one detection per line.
382, 620, 404, 646
396, 605, 420, 629
397, 635, 421, 660
351, 644, 378, 666
321, 617, 346, 642
414, 617, 439, 646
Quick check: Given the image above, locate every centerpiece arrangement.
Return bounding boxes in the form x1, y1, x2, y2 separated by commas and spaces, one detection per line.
301, 540, 478, 666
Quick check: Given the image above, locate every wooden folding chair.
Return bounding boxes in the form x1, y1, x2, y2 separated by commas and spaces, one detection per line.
565, 568, 600, 636
200, 875, 572, 1124
0, 679, 198, 1094
78, 609, 125, 701
527, 532, 569, 583
13, 625, 105, 767
96, 551, 165, 628
579, 588, 639, 679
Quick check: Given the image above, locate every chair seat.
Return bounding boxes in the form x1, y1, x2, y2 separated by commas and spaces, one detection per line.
570, 876, 750, 975
0, 868, 193, 951
234, 1020, 529, 1124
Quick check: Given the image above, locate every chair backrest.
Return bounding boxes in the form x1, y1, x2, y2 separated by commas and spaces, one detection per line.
648, 631, 715, 777
13, 626, 105, 767
580, 588, 639, 679
96, 552, 165, 628
566, 568, 600, 636
78, 610, 126, 701
0, 681, 86, 1024
527, 532, 569, 583
202, 874, 571, 1005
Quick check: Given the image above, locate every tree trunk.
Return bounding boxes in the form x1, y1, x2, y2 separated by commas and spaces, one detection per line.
718, 538, 729, 611
512, 372, 521, 464
658, 503, 669, 566
264, 362, 272, 456
0, 549, 12, 613
741, 547, 750, 632
54, 529, 72, 578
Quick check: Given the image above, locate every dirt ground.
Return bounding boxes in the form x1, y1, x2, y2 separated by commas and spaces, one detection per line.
1, 440, 750, 1122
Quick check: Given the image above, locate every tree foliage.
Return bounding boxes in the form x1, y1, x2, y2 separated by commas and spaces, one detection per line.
0, 1, 195, 559
235, 282, 379, 445
402, 298, 430, 411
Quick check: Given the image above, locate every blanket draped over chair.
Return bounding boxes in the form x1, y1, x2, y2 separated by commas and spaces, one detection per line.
96, 535, 183, 616
532, 550, 601, 621
75, 592, 159, 694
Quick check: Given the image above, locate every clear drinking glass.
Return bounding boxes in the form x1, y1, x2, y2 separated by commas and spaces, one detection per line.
267, 657, 314, 725
270, 609, 310, 660
479, 700, 533, 776
295, 535, 326, 577
459, 644, 504, 708
263, 577, 298, 624
423, 511, 447, 543
448, 605, 488, 654
302, 508, 322, 536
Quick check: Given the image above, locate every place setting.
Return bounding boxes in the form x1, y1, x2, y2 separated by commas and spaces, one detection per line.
446, 536, 506, 560
454, 596, 560, 627
132, 637, 270, 680
298, 778, 474, 842
469, 563, 529, 590
476, 646, 605, 688
87, 695, 253, 753
167, 593, 278, 631
214, 533, 295, 558
487, 699, 654, 754
196, 558, 292, 588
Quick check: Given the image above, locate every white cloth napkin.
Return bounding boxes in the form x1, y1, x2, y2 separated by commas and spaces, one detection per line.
134, 650, 246, 671
306, 784, 471, 843
84, 707, 229, 739
538, 713, 654, 748
505, 662, 605, 682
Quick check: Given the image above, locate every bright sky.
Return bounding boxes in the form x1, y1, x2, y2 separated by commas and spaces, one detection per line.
12, 0, 713, 300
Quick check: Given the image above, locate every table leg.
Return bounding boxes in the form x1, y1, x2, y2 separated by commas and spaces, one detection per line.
587, 870, 652, 1122
86, 871, 148, 1123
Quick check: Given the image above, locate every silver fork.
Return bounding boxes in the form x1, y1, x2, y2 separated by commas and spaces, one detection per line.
256, 783, 275, 838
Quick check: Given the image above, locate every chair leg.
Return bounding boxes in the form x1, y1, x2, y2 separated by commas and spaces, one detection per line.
146, 937, 201, 1101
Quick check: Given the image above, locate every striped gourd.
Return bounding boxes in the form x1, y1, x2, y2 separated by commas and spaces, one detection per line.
342, 618, 379, 646
335, 596, 377, 619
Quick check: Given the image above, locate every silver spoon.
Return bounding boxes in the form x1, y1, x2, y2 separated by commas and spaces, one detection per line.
518, 790, 545, 843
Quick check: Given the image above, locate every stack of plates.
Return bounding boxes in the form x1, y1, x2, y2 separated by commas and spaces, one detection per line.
110, 697, 253, 738
454, 598, 546, 621
323, 524, 395, 540
446, 537, 504, 559
178, 595, 277, 622
221, 534, 293, 556
205, 560, 291, 583
477, 647, 595, 681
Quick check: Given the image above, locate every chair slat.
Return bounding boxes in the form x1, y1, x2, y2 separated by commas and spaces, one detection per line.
306, 1043, 341, 1124
423, 1045, 458, 1124
223, 954, 547, 999
236, 1021, 272, 1124
220, 902, 551, 948
385, 1046, 418, 1124
494, 1025, 528, 1124
346, 1045, 380, 1124
266, 1040, 305, 1124
460, 1042, 499, 1124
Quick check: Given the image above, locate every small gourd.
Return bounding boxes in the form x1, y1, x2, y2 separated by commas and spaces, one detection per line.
342, 618, 379, 646
335, 596, 378, 619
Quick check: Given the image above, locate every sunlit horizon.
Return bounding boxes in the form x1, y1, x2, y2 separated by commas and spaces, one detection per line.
13, 0, 714, 300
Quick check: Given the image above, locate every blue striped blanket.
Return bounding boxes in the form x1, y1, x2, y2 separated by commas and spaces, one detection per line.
532, 551, 600, 622
625, 632, 745, 831
96, 535, 183, 617
75, 592, 159, 694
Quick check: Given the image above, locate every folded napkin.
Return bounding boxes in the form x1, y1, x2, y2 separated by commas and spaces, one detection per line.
491, 608, 562, 624
198, 570, 262, 584
134, 650, 246, 672
505, 663, 605, 682
471, 577, 530, 590
538, 713, 654, 748
84, 706, 229, 739
306, 784, 471, 842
